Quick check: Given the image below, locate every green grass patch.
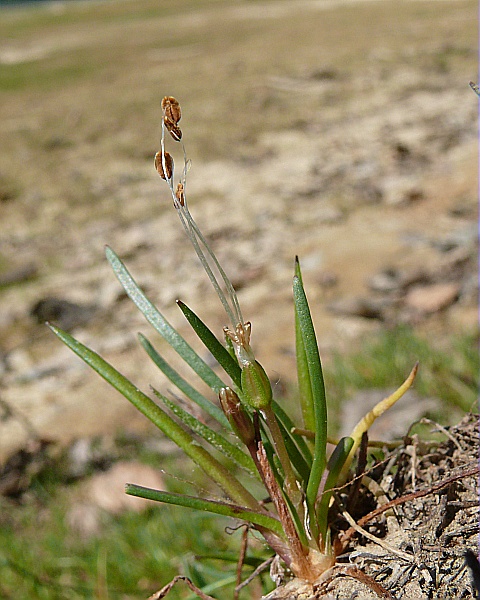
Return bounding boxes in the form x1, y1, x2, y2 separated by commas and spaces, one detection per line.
0, 448, 273, 600
325, 327, 478, 419
0, 53, 97, 93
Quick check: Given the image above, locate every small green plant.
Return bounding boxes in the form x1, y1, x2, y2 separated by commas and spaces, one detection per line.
50, 96, 417, 598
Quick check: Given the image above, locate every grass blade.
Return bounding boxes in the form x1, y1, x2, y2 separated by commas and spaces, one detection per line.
139, 333, 229, 428
293, 274, 327, 527
106, 246, 226, 393
49, 324, 262, 510
177, 300, 242, 388
271, 407, 311, 484
294, 258, 315, 435
317, 436, 354, 543
273, 400, 312, 467
125, 485, 284, 538
152, 388, 258, 477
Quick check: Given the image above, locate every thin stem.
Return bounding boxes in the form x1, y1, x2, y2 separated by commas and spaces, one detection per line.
262, 406, 303, 513
184, 204, 244, 326
176, 204, 239, 328
159, 115, 244, 330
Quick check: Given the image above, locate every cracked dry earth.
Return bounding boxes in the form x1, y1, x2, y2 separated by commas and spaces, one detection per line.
262, 414, 479, 599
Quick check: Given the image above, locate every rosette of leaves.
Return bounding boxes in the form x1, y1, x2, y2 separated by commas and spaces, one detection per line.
50, 96, 417, 598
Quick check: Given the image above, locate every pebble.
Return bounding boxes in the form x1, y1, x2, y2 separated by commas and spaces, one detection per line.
67, 461, 165, 538
404, 282, 460, 314
30, 297, 97, 331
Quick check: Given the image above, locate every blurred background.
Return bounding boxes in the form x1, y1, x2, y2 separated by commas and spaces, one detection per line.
0, 0, 477, 597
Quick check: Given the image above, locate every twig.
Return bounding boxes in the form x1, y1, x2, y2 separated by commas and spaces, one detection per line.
234, 524, 249, 600
414, 417, 463, 451
339, 465, 479, 548
315, 564, 395, 599
147, 576, 218, 600
235, 556, 275, 593
341, 509, 414, 563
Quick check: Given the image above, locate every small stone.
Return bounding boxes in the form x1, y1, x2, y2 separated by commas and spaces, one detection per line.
30, 297, 97, 331
86, 461, 164, 515
404, 282, 460, 314
327, 296, 386, 320
368, 268, 401, 293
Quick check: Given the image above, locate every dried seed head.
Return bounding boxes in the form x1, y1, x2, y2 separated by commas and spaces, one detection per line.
154, 150, 174, 181
164, 117, 183, 141
161, 96, 183, 141
175, 182, 185, 207
161, 96, 182, 124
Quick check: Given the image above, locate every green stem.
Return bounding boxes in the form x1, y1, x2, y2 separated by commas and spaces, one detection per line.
262, 406, 302, 512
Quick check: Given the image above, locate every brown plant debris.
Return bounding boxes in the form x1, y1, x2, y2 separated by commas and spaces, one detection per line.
263, 414, 479, 599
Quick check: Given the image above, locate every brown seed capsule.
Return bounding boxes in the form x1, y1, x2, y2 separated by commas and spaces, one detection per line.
154, 150, 174, 180
219, 387, 255, 446
161, 96, 181, 125
175, 182, 185, 207
164, 116, 182, 141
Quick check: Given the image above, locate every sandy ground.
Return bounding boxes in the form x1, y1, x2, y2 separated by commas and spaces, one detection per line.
0, 0, 477, 461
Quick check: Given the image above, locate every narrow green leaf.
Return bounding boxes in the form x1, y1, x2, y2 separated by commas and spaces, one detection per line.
293, 275, 327, 521
317, 436, 354, 543
294, 258, 315, 435
125, 485, 284, 538
273, 400, 312, 466
106, 246, 226, 393
49, 324, 261, 510
152, 388, 258, 477
177, 300, 242, 388
271, 406, 311, 484
139, 333, 228, 428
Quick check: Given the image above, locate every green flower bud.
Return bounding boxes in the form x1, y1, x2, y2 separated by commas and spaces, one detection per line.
219, 387, 255, 446
241, 360, 272, 410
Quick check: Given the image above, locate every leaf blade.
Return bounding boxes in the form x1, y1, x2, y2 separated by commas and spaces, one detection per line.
139, 333, 228, 428
177, 300, 242, 389
293, 274, 328, 530
106, 246, 226, 393
317, 436, 354, 542
294, 258, 315, 434
153, 388, 258, 477
125, 485, 284, 538
49, 324, 261, 510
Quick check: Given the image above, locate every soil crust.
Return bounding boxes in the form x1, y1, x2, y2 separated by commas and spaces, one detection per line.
263, 414, 479, 599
